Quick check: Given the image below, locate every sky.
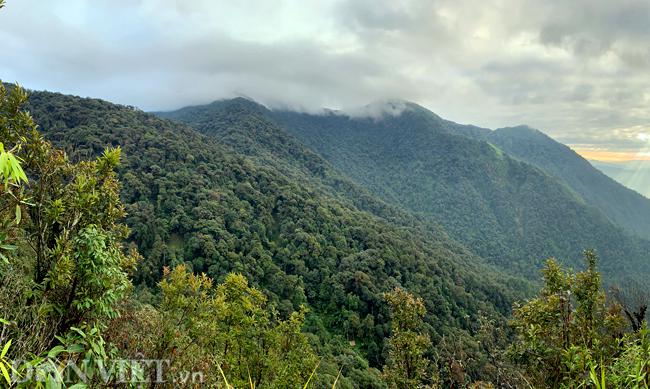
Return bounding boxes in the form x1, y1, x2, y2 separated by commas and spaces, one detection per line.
1, 0, 650, 161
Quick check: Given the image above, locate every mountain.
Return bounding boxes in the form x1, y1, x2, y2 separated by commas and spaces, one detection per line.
591, 160, 650, 199
156, 98, 467, 242
449, 123, 650, 239
156, 98, 428, 227
25, 90, 528, 383
184, 100, 650, 283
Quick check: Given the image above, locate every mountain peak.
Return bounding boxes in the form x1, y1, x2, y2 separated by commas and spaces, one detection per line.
208, 96, 269, 112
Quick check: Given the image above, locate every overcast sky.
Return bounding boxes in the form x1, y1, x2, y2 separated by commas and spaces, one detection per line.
1, 0, 650, 161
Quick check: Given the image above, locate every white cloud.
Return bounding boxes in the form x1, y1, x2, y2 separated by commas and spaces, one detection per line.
1, 0, 649, 152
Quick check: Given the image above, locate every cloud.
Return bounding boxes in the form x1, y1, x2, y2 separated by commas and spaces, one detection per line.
535, 0, 650, 67
1, 0, 650, 154
343, 99, 415, 119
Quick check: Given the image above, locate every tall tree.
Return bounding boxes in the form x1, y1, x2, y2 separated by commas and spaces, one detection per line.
382, 288, 435, 388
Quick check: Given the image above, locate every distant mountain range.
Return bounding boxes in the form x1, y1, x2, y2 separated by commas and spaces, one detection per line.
591, 160, 650, 199
159, 98, 650, 283
451, 125, 650, 239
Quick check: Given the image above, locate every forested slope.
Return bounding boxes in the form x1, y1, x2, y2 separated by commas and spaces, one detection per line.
255, 103, 650, 282
25, 90, 527, 383
157, 98, 455, 239
450, 123, 650, 239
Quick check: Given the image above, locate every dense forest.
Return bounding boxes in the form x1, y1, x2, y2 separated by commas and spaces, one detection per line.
0, 84, 533, 387
162, 99, 650, 283
1, 80, 648, 387
449, 123, 650, 239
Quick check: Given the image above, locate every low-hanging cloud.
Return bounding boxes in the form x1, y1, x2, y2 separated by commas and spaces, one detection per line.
1, 0, 650, 157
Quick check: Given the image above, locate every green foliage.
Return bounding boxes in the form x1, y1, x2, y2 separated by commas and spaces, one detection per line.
8, 323, 144, 388
0, 82, 138, 389
50, 225, 133, 320
0, 142, 28, 186
509, 251, 643, 388
607, 325, 650, 388
109, 265, 319, 387
382, 288, 435, 388
6, 80, 648, 388
0, 338, 14, 385
0, 85, 32, 265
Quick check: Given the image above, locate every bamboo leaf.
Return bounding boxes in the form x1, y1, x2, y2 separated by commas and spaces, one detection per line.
1, 339, 11, 358
0, 363, 10, 384
47, 345, 66, 359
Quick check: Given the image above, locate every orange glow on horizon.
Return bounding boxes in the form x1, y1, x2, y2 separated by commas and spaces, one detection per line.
572, 148, 650, 163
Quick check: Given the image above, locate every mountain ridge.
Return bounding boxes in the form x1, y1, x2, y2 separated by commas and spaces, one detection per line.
451, 120, 650, 239
157, 98, 650, 284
